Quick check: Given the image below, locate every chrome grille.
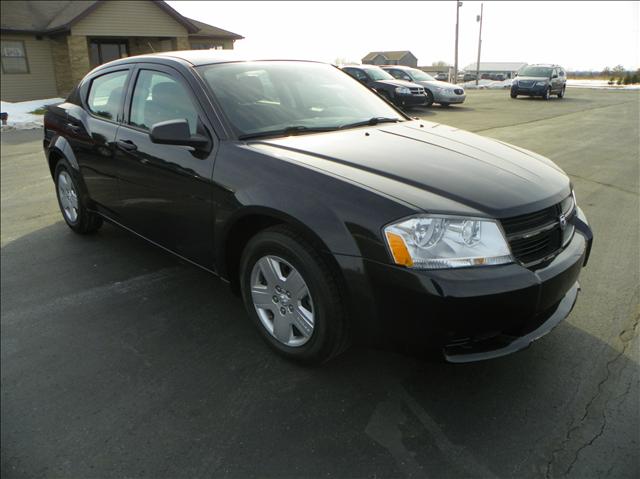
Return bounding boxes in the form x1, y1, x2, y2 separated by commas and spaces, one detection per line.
410, 87, 424, 95
500, 196, 575, 268
518, 80, 534, 88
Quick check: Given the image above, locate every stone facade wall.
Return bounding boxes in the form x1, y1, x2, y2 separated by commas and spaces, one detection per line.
67, 35, 91, 88
50, 35, 73, 97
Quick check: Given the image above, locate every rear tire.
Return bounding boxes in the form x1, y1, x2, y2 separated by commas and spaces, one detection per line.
239, 225, 350, 365
54, 159, 102, 234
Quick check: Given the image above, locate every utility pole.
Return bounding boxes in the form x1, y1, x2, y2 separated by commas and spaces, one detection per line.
475, 3, 483, 86
453, 1, 462, 84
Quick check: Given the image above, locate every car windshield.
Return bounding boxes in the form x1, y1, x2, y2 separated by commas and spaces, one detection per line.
409, 69, 435, 81
519, 66, 553, 77
362, 67, 394, 81
198, 61, 404, 138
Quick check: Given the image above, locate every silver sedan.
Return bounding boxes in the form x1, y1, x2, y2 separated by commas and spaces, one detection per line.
381, 66, 466, 107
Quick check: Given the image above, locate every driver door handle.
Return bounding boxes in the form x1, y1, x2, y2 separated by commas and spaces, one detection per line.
116, 139, 138, 151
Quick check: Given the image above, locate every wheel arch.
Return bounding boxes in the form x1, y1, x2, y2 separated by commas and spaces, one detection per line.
47, 135, 80, 178
217, 206, 347, 295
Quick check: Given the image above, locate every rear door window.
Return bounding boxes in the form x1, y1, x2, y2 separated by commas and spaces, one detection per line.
87, 70, 129, 121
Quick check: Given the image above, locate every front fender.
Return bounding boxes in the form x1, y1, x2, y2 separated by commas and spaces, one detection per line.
214, 183, 362, 276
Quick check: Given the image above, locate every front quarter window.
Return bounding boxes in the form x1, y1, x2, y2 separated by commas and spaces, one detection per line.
198, 61, 404, 138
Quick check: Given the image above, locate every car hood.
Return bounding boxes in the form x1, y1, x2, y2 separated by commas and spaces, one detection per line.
247, 120, 570, 218
373, 79, 422, 89
415, 80, 461, 90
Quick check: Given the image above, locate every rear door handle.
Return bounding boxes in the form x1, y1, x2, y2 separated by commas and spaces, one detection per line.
116, 139, 138, 151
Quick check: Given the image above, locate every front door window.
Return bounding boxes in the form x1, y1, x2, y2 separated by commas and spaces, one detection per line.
89, 40, 128, 67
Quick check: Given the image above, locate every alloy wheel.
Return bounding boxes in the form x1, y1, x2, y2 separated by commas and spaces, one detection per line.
250, 255, 315, 347
57, 170, 79, 223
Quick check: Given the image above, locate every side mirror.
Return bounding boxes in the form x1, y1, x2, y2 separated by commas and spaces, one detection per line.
149, 119, 209, 149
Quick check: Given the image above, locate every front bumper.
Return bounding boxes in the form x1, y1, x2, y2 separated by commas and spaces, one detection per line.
335, 208, 593, 362
433, 91, 466, 104
397, 93, 429, 106
512, 83, 547, 96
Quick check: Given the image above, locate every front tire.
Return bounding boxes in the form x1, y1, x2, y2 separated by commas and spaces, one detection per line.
557, 86, 565, 98
510, 90, 518, 98
542, 87, 551, 100
424, 89, 434, 107
239, 226, 350, 364
54, 159, 102, 234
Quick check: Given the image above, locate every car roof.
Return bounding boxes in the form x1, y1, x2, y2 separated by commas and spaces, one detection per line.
379, 65, 416, 70
341, 64, 383, 70
94, 50, 327, 69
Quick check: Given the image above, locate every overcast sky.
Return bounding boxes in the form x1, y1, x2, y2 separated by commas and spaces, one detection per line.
168, 1, 639, 71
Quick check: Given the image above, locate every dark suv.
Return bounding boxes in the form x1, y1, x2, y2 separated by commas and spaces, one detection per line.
44, 52, 592, 364
340, 65, 428, 108
511, 64, 567, 100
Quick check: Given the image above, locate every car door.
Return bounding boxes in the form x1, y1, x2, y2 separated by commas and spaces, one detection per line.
67, 67, 132, 213
113, 64, 217, 267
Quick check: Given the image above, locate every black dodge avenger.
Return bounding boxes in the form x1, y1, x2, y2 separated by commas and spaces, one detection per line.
44, 52, 593, 364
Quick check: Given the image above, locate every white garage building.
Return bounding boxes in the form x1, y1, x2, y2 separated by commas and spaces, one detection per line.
463, 62, 527, 79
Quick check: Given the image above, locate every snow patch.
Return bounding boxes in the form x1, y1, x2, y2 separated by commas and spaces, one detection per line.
462, 79, 513, 90
1, 98, 64, 130
566, 79, 640, 90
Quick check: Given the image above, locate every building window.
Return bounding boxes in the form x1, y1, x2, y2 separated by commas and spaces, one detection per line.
1, 40, 29, 74
89, 40, 128, 67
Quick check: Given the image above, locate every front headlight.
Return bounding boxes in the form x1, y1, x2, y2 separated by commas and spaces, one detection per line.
535, 81, 548, 86
384, 215, 513, 269
395, 87, 411, 94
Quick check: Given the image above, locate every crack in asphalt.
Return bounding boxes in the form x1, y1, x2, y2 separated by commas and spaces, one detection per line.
544, 305, 640, 478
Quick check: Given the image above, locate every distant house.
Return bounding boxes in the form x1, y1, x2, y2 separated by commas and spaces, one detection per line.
362, 51, 418, 68
463, 62, 527, 79
1, 0, 243, 101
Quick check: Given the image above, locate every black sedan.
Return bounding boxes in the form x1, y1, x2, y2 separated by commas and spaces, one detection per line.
340, 64, 428, 108
43, 52, 592, 364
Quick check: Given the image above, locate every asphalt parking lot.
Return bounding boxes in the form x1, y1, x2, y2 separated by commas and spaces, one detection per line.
2, 88, 638, 478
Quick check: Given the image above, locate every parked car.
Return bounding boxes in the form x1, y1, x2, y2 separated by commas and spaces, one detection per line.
382, 65, 466, 107
434, 72, 448, 81
511, 64, 567, 99
340, 65, 428, 108
44, 52, 592, 364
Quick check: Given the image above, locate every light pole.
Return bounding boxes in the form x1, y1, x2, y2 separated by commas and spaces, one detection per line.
475, 3, 483, 86
453, 1, 462, 84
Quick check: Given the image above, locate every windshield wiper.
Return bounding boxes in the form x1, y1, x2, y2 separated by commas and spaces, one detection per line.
339, 117, 402, 130
238, 125, 339, 141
